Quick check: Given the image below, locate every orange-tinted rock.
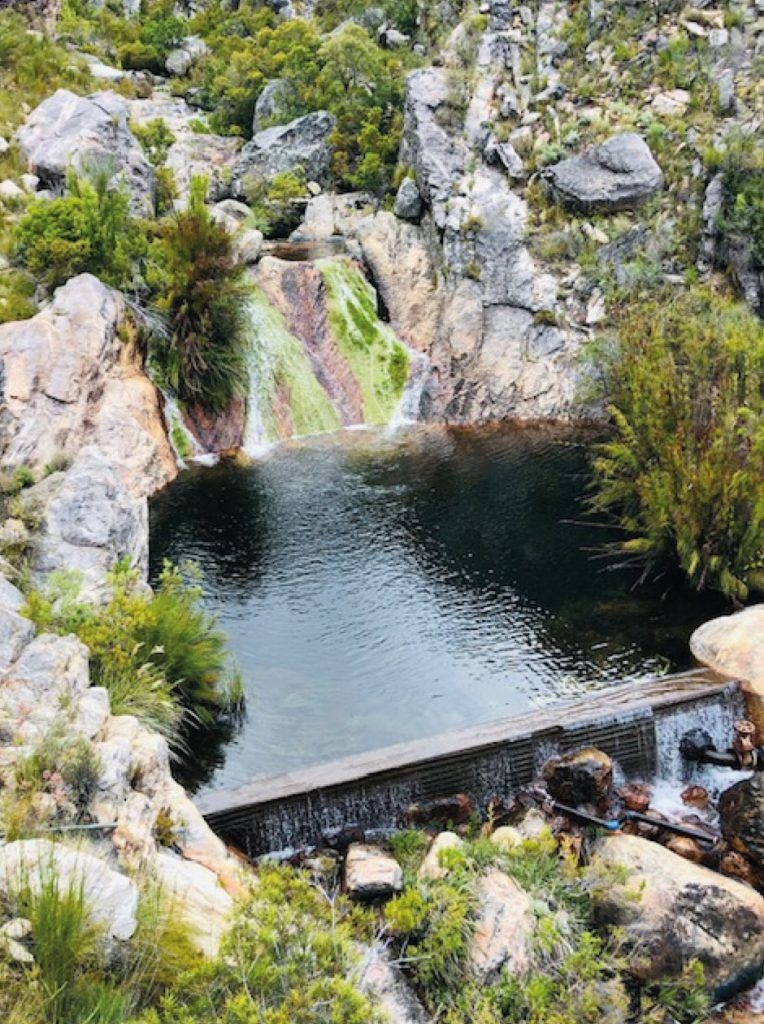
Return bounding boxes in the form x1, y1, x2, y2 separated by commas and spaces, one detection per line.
618, 783, 651, 813
681, 785, 710, 809
543, 747, 613, 809
665, 836, 705, 864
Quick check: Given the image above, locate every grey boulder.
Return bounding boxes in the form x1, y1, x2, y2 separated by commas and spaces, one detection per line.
543, 133, 663, 213
232, 111, 335, 198
16, 89, 155, 216
252, 78, 294, 133
393, 177, 423, 221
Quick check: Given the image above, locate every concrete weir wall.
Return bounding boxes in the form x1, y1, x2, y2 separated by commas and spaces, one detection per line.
197, 672, 743, 857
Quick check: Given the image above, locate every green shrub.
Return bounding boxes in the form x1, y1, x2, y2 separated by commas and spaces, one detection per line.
588, 286, 764, 601
134, 864, 380, 1024
146, 177, 249, 413
246, 168, 307, 236
132, 118, 176, 167
14, 171, 143, 290
714, 132, 764, 272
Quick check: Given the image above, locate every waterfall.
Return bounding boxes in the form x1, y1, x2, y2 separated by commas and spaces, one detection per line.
387, 351, 430, 432
161, 392, 204, 467
242, 256, 416, 451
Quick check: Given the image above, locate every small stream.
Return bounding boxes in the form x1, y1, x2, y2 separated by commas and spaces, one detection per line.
149, 425, 725, 794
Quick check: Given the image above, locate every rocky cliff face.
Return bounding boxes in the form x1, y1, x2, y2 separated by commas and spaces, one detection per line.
0, 274, 177, 593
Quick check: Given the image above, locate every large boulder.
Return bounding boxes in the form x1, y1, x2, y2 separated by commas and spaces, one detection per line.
165, 133, 242, 205
0, 840, 138, 942
164, 35, 208, 77
16, 90, 155, 216
232, 111, 335, 198
543, 133, 663, 213
590, 834, 764, 1001
719, 774, 764, 870
0, 274, 176, 497
691, 606, 764, 735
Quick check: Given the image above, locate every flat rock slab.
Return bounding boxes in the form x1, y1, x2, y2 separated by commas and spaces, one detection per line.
543, 132, 663, 213
345, 844, 403, 899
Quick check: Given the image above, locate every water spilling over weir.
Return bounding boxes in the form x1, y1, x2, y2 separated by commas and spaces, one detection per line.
196, 674, 744, 856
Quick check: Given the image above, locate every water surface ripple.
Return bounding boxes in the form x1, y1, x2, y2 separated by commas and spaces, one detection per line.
149, 426, 723, 793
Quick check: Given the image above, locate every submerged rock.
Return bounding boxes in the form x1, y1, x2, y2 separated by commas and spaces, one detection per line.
345, 844, 403, 899
543, 133, 663, 213
16, 89, 155, 216
590, 834, 764, 1001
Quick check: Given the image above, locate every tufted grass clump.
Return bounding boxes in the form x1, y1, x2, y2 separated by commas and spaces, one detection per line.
146, 177, 250, 414
587, 285, 764, 602
21, 559, 242, 748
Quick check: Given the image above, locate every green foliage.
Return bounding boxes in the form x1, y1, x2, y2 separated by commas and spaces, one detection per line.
0, 861, 205, 1024
135, 864, 380, 1024
146, 177, 249, 412
15, 171, 143, 290
588, 286, 764, 601
713, 131, 764, 271
132, 118, 176, 167
13, 728, 101, 818
0, 11, 93, 133
191, 7, 412, 193
21, 559, 240, 745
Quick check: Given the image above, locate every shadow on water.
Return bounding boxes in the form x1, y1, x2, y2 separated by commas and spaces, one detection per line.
149, 424, 727, 794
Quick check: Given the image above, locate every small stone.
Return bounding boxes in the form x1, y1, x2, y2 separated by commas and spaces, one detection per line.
652, 89, 691, 116
419, 831, 464, 880
681, 785, 710, 809
586, 289, 606, 325
684, 20, 707, 37
1, 917, 31, 940
0, 137, 8, 154
490, 825, 524, 851
345, 845, 403, 900
1, 935, 33, 964
617, 783, 651, 814
306, 180, 322, 196
581, 222, 609, 244
20, 173, 39, 192
665, 835, 705, 864
708, 27, 729, 47
720, 850, 760, 888
514, 808, 553, 841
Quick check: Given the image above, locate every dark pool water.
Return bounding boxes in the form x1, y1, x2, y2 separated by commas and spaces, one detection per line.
149, 425, 724, 793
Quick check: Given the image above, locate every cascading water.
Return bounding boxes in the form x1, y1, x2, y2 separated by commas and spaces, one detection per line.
242, 255, 413, 451
161, 392, 205, 466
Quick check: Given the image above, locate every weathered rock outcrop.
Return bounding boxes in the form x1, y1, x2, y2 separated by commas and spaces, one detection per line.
0, 274, 176, 593
591, 834, 764, 1001
691, 606, 764, 734
359, 945, 432, 1024
16, 90, 155, 215
232, 111, 335, 198
543, 133, 664, 213
0, 840, 138, 941
127, 93, 242, 206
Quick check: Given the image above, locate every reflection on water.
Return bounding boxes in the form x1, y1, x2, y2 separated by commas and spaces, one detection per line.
149, 425, 724, 793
